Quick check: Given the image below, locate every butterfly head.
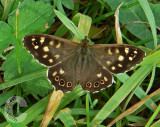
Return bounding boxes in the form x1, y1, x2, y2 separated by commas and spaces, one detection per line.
81, 36, 89, 47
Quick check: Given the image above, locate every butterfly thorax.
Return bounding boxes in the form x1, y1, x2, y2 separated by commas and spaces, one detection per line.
79, 39, 93, 57
75, 38, 95, 74
81, 36, 89, 46
79, 36, 91, 55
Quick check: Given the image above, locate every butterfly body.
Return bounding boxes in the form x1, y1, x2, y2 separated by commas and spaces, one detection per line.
23, 34, 145, 93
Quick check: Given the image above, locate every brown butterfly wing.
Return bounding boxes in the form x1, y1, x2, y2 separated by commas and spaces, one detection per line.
23, 34, 78, 66
23, 34, 145, 93
47, 56, 79, 93
78, 53, 113, 92
91, 44, 145, 74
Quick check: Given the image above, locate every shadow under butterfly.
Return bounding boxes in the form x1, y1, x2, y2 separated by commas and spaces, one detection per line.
23, 34, 145, 93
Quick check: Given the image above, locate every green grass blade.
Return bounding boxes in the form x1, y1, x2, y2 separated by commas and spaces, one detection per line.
91, 65, 152, 125
0, 69, 46, 90
138, 0, 157, 50
140, 50, 160, 65
145, 64, 156, 94
54, 10, 84, 40
86, 93, 90, 127
145, 103, 160, 127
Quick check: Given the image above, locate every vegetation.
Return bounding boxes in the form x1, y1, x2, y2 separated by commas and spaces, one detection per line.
0, 0, 160, 126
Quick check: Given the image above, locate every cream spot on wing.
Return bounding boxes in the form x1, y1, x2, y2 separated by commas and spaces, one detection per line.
118, 55, 124, 61
32, 38, 36, 41
103, 66, 107, 70
111, 66, 116, 70
125, 48, 129, 54
97, 73, 102, 78
43, 46, 49, 52
56, 43, 61, 48
115, 48, 119, 54
104, 77, 108, 82
106, 61, 111, 65
108, 48, 112, 55
118, 64, 122, 67
40, 37, 45, 44
134, 50, 137, 54
58, 61, 62, 64
49, 41, 54, 46
43, 54, 48, 58
54, 54, 60, 59
129, 57, 133, 61
49, 59, 53, 63
52, 71, 57, 76
59, 68, 64, 74
34, 45, 39, 49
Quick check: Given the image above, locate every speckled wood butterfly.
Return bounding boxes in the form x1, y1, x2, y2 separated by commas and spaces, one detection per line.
23, 34, 145, 93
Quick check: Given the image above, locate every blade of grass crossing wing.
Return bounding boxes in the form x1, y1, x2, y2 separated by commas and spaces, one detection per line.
139, 50, 160, 65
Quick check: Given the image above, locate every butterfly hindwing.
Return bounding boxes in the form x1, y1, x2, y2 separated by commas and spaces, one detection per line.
91, 44, 145, 74
79, 59, 113, 92
47, 55, 79, 93
23, 34, 78, 66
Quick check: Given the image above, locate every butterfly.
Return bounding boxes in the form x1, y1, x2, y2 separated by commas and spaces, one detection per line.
23, 34, 145, 93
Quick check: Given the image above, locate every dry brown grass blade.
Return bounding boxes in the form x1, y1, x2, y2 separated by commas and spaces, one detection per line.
40, 90, 64, 127
115, 2, 123, 44
107, 88, 160, 127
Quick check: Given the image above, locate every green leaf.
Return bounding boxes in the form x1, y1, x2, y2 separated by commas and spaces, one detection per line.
8, 0, 55, 40
62, 0, 74, 10
1, 0, 55, 96
0, 22, 15, 53
56, 109, 77, 127
22, 77, 52, 96
105, 1, 160, 49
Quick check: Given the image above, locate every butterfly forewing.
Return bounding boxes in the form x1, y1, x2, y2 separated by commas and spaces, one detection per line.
23, 34, 78, 66
91, 44, 145, 74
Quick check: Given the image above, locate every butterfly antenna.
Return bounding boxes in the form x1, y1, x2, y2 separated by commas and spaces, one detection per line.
92, 27, 107, 38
